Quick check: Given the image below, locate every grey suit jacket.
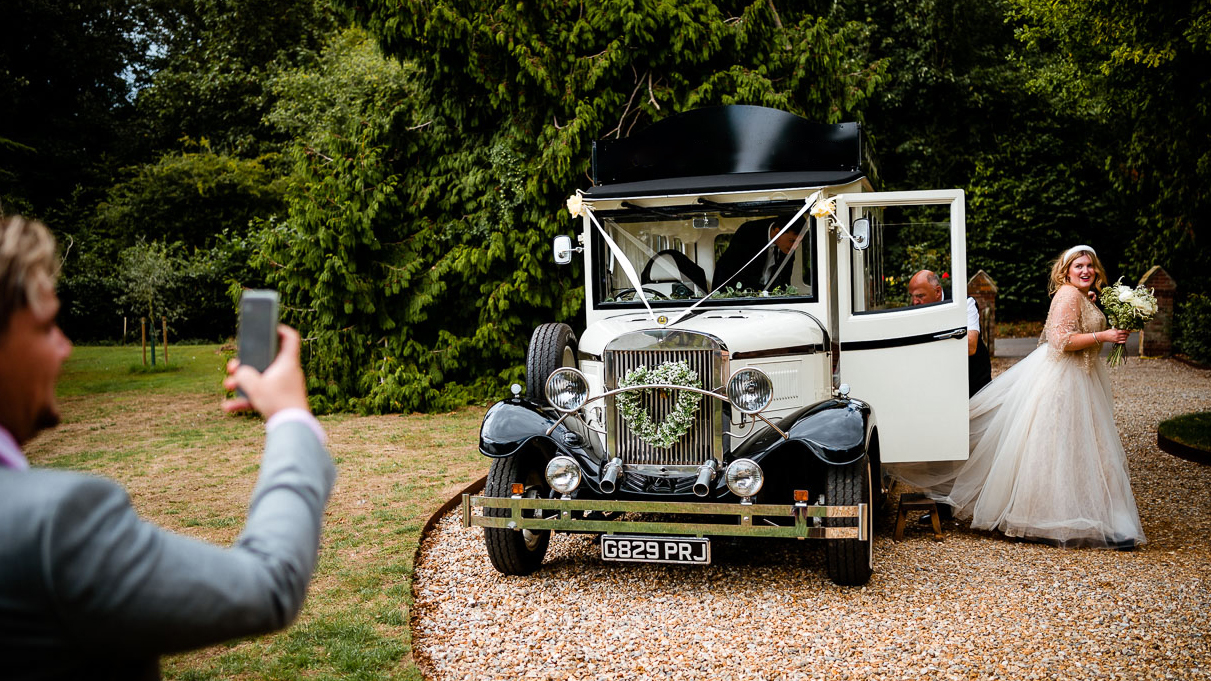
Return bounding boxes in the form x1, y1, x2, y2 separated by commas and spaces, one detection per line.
0, 421, 336, 680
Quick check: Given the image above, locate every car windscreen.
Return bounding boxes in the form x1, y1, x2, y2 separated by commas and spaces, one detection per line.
591, 212, 817, 308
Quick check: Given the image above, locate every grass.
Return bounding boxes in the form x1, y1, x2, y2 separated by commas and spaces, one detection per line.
1158, 411, 1211, 451
24, 344, 490, 679
57, 344, 230, 397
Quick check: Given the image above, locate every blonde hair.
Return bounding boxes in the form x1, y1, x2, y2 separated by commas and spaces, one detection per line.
0, 215, 59, 333
1047, 246, 1108, 296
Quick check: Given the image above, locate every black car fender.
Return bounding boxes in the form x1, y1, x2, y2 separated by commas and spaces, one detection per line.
479, 398, 601, 464
736, 398, 876, 468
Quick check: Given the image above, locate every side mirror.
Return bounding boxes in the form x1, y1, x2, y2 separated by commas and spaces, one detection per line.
553, 235, 576, 265
850, 217, 871, 251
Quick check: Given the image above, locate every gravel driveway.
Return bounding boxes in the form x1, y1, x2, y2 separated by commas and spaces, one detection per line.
413, 358, 1211, 680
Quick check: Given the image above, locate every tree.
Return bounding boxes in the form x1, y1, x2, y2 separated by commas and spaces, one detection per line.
134, 0, 339, 156
830, 0, 1020, 191
0, 0, 149, 221
56, 145, 284, 341
1008, 0, 1211, 294
94, 143, 286, 251
119, 240, 182, 363
824, 0, 1137, 318
260, 2, 882, 412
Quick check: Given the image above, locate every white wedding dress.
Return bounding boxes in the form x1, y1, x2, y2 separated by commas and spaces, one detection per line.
894, 284, 1146, 547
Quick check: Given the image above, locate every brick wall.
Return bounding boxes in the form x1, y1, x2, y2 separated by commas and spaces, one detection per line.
1138, 266, 1176, 357
969, 270, 997, 357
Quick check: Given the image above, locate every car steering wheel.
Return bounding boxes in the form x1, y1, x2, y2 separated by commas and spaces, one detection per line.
614, 287, 670, 301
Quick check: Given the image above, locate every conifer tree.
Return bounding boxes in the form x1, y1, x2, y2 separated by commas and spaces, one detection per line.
266, 2, 882, 411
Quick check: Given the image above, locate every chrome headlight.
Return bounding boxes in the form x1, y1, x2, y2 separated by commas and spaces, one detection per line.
545, 455, 582, 494
727, 367, 773, 414
544, 368, 589, 412
725, 458, 764, 498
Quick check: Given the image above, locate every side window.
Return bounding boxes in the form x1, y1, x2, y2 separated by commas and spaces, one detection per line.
851, 204, 953, 314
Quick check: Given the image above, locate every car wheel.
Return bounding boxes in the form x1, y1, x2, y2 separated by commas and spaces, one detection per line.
525, 323, 579, 402
824, 456, 874, 586
483, 453, 551, 575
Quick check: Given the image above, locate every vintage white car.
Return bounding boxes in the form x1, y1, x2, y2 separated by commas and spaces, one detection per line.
461, 105, 970, 585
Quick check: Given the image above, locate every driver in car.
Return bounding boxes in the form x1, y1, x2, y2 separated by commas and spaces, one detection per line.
712, 217, 804, 292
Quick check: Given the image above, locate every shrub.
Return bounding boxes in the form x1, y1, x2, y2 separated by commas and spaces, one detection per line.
1175, 293, 1211, 364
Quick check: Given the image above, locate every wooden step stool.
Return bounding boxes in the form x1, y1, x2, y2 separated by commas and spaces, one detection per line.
894, 492, 944, 541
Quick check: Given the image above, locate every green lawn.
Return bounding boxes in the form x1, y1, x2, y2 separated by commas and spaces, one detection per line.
26, 344, 489, 679
1158, 411, 1211, 451
56, 344, 230, 397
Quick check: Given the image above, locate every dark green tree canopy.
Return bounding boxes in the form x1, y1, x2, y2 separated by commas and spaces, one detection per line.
0, 0, 148, 219
5, 0, 1206, 409
1009, 0, 1211, 293
135, 0, 339, 155
253, 1, 883, 412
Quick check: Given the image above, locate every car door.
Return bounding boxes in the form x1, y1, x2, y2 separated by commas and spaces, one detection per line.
832, 189, 969, 464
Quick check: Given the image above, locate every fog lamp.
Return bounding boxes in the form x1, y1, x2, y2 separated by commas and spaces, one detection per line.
725, 458, 765, 498
544, 456, 582, 495
544, 368, 590, 412
727, 367, 773, 414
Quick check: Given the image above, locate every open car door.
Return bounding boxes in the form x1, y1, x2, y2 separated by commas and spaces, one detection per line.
832, 190, 969, 464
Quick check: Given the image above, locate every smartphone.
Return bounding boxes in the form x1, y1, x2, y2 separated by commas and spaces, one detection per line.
236, 290, 280, 397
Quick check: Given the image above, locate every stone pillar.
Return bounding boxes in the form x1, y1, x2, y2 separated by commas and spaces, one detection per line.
1138, 266, 1176, 357
968, 270, 997, 357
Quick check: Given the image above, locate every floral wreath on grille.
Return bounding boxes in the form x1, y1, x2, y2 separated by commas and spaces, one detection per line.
615, 361, 703, 449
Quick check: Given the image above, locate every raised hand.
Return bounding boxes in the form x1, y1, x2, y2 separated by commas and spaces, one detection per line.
222, 325, 311, 418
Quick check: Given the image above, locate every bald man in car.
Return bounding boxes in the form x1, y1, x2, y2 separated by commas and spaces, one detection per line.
907, 269, 992, 397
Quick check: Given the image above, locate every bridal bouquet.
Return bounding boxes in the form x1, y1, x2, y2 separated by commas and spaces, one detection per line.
1100, 278, 1158, 367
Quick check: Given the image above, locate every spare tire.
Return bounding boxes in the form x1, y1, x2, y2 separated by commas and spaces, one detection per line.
525, 323, 579, 403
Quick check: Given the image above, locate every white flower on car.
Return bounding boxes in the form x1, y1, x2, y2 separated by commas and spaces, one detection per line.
810, 198, 836, 219
566, 193, 585, 218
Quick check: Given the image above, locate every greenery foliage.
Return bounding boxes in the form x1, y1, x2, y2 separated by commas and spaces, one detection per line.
1175, 294, 1211, 365
1007, 0, 1211, 296
94, 144, 285, 250
134, 0, 338, 156
55, 147, 281, 341
0, 0, 147, 219
273, 0, 882, 411
2, 0, 1209, 413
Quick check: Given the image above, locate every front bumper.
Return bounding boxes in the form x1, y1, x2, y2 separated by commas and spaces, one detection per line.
462, 495, 869, 540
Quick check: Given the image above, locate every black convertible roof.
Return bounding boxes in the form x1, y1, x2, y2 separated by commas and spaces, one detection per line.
584, 105, 865, 199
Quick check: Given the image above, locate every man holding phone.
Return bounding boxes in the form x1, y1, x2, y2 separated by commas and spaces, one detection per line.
0, 215, 336, 679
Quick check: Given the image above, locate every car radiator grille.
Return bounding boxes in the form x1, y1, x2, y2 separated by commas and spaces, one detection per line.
607, 348, 718, 467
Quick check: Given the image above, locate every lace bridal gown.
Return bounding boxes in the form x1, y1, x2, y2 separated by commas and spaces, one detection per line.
897, 284, 1146, 548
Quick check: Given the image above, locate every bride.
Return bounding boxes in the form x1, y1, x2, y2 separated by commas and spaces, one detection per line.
895, 245, 1146, 548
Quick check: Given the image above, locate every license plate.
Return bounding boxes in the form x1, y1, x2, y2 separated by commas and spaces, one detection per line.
601, 535, 710, 565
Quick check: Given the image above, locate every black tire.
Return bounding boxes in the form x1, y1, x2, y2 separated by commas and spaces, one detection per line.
525, 323, 579, 402
824, 457, 874, 586
483, 453, 551, 575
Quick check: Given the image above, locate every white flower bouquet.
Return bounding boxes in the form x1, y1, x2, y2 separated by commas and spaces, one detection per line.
1100, 278, 1158, 367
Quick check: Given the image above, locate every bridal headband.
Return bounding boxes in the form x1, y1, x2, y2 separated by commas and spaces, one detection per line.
1062, 244, 1096, 262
